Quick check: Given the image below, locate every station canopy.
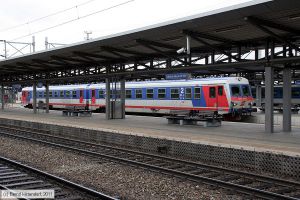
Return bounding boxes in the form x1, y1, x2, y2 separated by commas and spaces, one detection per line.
0, 0, 300, 83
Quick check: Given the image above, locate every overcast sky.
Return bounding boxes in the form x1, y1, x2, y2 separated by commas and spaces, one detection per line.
0, 0, 251, 57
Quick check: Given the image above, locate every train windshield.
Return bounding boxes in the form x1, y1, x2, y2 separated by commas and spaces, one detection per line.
231, 85, 241, 97
241, 85, 251, 97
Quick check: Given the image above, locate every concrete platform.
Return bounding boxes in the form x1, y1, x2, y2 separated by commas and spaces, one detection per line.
1, 106, 300, 156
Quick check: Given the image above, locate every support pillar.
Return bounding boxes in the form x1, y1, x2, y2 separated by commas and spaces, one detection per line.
33, 82, 37, 114
105, 78, 111, 120
265, 65, 274, 133
45, 81, 49, 113
256, 85, 262, 107
1, 84, 4, 110
283, 67, 292, 132
186, 35, 191, 64
120, 78, 126, 119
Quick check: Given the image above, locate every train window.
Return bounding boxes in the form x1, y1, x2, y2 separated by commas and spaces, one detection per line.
60, 91, 64, 97
185, 88, 192, 99
274, 87, 283, 98
194, 87, 201, 99
292, 88, 300, 98
72, 91, 77, 98
54, 91, 59, 98
92, 90, 95, 98
66, 91, 70, 97
231, 85, 240, 97
242, 85, 250, 96
218, 86, 223, 96
171, 88, 179, 99
49, 91, 53, 97
147, 89, 154, 99
135, 89, 142, 99
38, 92, 42, 98
158, 88, 166, 99
209, 87, 216, 98
261, 88, 265, 98
126, 90, 132, 99
99, 90, 104, 98
251, 88, 256, 98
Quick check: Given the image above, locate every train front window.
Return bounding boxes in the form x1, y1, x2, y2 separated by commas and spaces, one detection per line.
231, 85, 240, 97
242, 85, 250, 97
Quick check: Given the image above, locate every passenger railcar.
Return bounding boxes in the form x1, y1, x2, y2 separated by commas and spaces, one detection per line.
21, 77, 254, 117
251, 85, 300, 111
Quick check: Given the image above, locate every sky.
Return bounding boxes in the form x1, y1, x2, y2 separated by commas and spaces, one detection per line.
0, 0, 252, 58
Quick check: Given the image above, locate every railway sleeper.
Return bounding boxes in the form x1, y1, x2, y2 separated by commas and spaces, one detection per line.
4, 180, 44, 188
234, 178, 254, 185
0, 176, 35, 184
0, 174, 28, 179
272, 187, 296, 195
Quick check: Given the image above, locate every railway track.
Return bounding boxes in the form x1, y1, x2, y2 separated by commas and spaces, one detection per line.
0, 124, 300, 200
0, 155, 117, 200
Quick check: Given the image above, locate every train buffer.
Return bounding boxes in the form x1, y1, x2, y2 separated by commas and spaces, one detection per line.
166, 114, 222, 127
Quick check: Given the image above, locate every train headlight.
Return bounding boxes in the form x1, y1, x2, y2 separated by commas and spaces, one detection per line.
231, 101, 237, 107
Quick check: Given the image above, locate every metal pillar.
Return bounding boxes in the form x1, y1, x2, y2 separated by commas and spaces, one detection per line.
33, 82, 37, 114
265, 65, 274, 133
4, 40, 7, 59
105, 78, 111, 120
120, 78, 126, 119
32, 36, 36, 52
283, 67, 292, 132
45, 81, 49, 113
1, 84, 4, 110
45, 37, 48, 50
256, 85, 262, 107
186, 35, 191, 64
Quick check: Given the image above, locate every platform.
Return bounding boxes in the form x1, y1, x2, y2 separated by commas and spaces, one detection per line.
0, 106, 300, 156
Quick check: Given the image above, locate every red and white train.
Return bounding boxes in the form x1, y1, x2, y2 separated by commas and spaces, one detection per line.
22, 77, 254, 117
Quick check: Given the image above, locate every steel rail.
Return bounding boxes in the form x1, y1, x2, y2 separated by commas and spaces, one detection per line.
0, 154, 117, 200
0, 129, 299, 200
1, 124, 300, 189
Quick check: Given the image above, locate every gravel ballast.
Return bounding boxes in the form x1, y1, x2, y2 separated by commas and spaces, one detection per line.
0, 136, 243, 199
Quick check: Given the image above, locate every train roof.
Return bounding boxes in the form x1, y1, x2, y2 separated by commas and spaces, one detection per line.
22, 77, 249, 90
90, 77, 249, 88
23, 84, 88, 91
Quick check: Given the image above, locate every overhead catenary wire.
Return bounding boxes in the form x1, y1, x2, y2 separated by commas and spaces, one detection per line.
0, 0, 97, 33
10, 0, 135, 41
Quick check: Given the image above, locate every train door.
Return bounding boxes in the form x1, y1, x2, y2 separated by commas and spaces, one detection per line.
91, 89, 96, 104
206, 85, 225, 111
79, 89, 84, 103
22, 91, 28, 105
216, 85, 228, 111
208, 86, 217, 111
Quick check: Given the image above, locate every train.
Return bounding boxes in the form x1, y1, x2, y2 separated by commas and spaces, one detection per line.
21, 77, 254, 119
251, 85, 300, 112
